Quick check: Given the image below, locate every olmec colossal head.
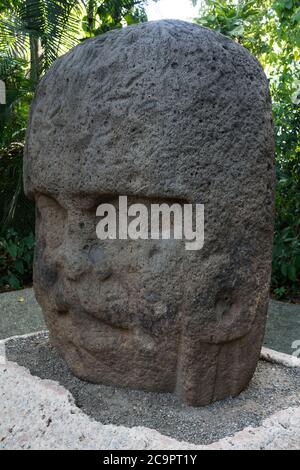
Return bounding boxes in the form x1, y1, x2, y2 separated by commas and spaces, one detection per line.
24, 20, 275, 406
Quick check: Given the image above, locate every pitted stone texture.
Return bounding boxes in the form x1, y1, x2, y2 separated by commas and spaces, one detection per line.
24, 20, 275, 406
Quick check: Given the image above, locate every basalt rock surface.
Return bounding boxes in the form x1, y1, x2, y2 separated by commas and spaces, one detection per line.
24, 20, 275, 406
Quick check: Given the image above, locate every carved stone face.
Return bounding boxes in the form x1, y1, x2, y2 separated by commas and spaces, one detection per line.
24, 20, 275, 405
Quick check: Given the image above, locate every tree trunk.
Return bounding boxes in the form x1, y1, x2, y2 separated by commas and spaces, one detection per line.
87, 0, 96, 36
29, 35, 42, 85
26, 0, 43, 85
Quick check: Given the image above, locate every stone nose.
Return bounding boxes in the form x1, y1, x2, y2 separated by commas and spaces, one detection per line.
56, 245, 89, 281
56, 242, 112, 282
86, 244, 113, 281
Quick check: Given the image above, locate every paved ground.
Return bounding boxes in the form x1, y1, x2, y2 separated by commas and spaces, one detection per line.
0, 289, 45, 340
1, 332, 300, 450
1, 288, 299, 354
264, 300, 300, 355
4, 331, 300, 446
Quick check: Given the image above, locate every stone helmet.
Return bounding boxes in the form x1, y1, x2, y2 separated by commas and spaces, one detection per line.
24, 20, 275, 406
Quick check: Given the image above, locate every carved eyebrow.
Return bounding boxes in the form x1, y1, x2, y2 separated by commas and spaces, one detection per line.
36, 193, 64, 210
36, 192, 119, 212
83, 194, 120, 212
89, 195, 191, 211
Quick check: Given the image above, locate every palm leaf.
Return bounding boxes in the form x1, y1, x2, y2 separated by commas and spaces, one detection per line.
0, 1, 84, 76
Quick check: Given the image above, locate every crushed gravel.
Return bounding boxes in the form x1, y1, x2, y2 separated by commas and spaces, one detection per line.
5, 332, 300, 445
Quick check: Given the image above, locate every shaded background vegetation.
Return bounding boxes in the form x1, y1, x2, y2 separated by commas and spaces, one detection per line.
0, 0, 299, 299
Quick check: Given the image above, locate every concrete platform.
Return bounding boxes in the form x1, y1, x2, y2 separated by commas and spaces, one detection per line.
0, 289, 45, 340
264, 300, 300, 355
1, 331, 300, 450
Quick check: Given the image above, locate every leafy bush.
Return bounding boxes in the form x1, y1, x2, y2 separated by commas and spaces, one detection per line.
273, 131, 300, 297
272, 226, 300, 298
83, 0, 148, 36
0, 229, 35, 290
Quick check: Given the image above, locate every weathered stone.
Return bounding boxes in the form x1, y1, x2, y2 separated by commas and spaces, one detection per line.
24, 20, 275, 406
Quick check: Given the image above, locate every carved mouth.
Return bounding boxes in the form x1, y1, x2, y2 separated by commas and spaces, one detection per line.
54, 298, 132, 334
57, 306, 158, 358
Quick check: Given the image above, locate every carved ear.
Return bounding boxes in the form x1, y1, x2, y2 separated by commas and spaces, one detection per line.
36, 194, 64, 211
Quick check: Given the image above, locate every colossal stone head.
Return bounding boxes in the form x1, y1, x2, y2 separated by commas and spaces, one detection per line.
24, 20, 275, 406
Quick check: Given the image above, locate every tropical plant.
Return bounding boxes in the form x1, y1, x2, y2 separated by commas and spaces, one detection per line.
0, 228, 35, 290
0, 0, 83, 85
82, 0, 148, 37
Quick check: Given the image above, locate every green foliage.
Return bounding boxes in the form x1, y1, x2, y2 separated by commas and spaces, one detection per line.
82, 0, 148, 37
0, 55, 32, 144
272, 224, 300, 297
0, 141, 35, 233
0, 1, 83, 82
196, 0, 261, 39
0, 54, 35, 234
195, 0, 300, 299
0, 229, 35, 290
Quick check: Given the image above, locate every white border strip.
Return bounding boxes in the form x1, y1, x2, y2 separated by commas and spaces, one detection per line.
0, 330, 48, 347
261, 347, 300, 368
0, 342, 6, 365
0, 331, 48, 366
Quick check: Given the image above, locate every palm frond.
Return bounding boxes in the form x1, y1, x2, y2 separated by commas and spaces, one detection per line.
0, 0, 85, 74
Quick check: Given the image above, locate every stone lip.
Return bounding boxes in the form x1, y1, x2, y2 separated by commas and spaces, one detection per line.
1, 332, 300, 450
